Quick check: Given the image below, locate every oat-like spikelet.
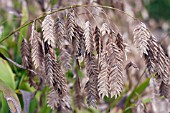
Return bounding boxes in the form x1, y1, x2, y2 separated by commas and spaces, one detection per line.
72, 26, 80, 56
156, 45, 170, 84
30, 30, 44, 69
29, 22, 35, 46
66, 9, 76, 43
93, 26, 101, 55
45, 51, 72, 112
85, 54, 99, 107
55, 18, 72, 72
21, 38, 37, 87
85, 78, 98, 108
79, 29, 86, 58
45, 53, 54, 85
85, 54, 99, 78
47, 60, 72, 112
159, 82, 170, 99
146, 35, 169, 84
84, 21, 94, 56
42, 15, 55, 48
147, 35, 158, 60
74, 76, 84, 109
98, 50, 109, 99
133, 22, 150, 57
52, 60, 68, 96
107, 42, 124, 98
47, 89, 72, 113
101, 23, 111, 36
97, 32, 125, 99
133, 23, 170, 100
21, 38, 31, 68
144, 49, 155, 76
115, 33, 125, 51
73, 24, 84, 57
28, 71, 37, 88
55, 18, 66, 47
59, 45, 72, 73
47, 89, 60, 109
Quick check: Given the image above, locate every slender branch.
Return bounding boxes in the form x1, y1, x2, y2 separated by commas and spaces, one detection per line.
134, 67, 147, 89
125, 61, 139, 90
83, 7, 99, 26
0, 4, 140, 43
0, 53, 37, 75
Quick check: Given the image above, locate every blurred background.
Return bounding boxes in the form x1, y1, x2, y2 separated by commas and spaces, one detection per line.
0, 0, 170, 113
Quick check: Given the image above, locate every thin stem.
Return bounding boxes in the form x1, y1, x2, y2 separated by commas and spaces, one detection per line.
134, 67, 147, 89
0, 4, 140, 43
83, 7, 99, 26
101, 9, 120, 32
0, 20, 33, 43
0, 53, 37, 75
125, 61, 139, 90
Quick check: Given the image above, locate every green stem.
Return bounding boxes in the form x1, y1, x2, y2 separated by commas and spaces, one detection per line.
0, 4, 140, 43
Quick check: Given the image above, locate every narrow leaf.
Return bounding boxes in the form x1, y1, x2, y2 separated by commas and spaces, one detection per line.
20, 90, 32, 113
0, 80, 21, 113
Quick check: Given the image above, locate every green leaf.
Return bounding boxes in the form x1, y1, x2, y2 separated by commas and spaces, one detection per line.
0, 93, 10, 113
50, 0, 58, 6
142, 98, 152, 104
29, 97, 38, 113
0, 58, 15, 89
76, 107, 100, 113
39, 87, 51, 113
20, 90, 32, 113
0, 79, 21, 113
17, 0, 29, 56
0, 57, 16, 112
39, 103, 51, 113
124, 77, 150, 113
0, 45, 9, 57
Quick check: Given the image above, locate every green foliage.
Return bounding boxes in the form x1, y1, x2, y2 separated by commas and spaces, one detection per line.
124, 77, 150, 113
0, 58, 19, 113
145, 0, 170, 21
0, 79, 21, 113
0, 93, 10, 113
0, 58, 15, 89
17, 1, 29, 59
50, 0, 58, 6
0, 45, 9, 57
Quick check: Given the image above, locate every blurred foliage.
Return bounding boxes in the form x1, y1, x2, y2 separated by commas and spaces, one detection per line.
145, 0, 170, 21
